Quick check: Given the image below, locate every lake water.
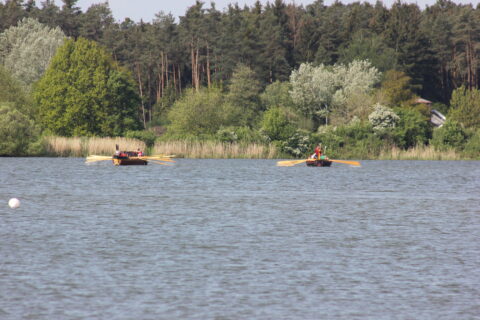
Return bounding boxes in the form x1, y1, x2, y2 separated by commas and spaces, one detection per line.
1, 158, 479, 319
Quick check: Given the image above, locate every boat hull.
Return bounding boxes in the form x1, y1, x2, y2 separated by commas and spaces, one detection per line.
306, 159, 332, 167
113, 156, 148, 166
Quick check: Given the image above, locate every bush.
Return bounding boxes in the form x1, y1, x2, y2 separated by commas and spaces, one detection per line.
125, 130, 157, 148
393, 108, 432, 149
431, 120, 466, 151
368, 103, 399, 131
463, 129, 480, 159
0, 104, 39, 156
260, 107, 296, 141
313, 122, 385, 159
216, 126, 238, 143
280, 130, 311, 157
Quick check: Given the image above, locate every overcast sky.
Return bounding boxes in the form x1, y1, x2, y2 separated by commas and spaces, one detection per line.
58, 0, 479, 22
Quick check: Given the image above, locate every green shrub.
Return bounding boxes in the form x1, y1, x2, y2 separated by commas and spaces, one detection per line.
463, 129, 480, 159
280, 130, 311, 157
431, 120, 466, 151
216, 126, 238, 143
0, 104, 39, 156
260, 107, 296, 142
393, 108, 432, 149
125, 130, 157, 148
368, 103, 399, 131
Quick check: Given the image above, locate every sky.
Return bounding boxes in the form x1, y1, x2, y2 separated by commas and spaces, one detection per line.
58, 0, 479, 22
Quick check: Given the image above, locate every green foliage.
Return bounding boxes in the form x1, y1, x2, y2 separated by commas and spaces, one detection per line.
431, 120, 467, 151
314, 122, 384, 159
125, 130, 156, 148
430, 102, 449, 116
290, 60, 380, 128
280, 131, 311, 157
260, 107, 295, 141
34, 38, 141, 136
337, 31, 397, 72
0, 103, 39, 156
167, 88, 229, 136
0, 18, 65, 90
463, 129, 480, 159
448, 86, 480, 129
235, 126, 266, 144
225, 64, 262, 127
378, 70, 416, 106
215, 126, 238, 143
393, 107, 432, 149
0, 65, 30, 114
368, 103, 400, 131
260, 81, 293, 109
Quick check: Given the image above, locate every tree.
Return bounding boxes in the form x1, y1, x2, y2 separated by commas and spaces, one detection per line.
393, 107, 431, 148
0, 18, 65, 90
290, 62, 336, 128
0, 103, 39, 156
377, 70, 416, 106
260, 81, 294, 109
368, 103, 399, 131
431, 120, 466, 150
34, 38, 142, 136
290, 60, 380, 129
225, 63, 262, 127
448, 86, 480, 129
337, 31, 397, 72
0, 65, 30, 114
167, 88, 229, 136
79, 2, 114, 42
260, 107, 295, 141
0, 0, 26, 33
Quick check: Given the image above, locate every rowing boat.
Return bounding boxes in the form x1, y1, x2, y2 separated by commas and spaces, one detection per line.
305, 156, 332, 167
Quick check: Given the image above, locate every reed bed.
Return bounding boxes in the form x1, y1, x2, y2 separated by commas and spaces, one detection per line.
153, 140, 280, 159
378, 145, 462, 160
45, 136, 145, 157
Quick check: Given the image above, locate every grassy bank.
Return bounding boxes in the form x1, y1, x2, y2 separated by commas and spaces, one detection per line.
153, 140, 280, 159
42, 136, 471, 160
378, 145, 463, 160
45, 136, 146, 157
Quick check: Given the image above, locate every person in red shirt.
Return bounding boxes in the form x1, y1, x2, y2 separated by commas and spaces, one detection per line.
314, 144, 322, 159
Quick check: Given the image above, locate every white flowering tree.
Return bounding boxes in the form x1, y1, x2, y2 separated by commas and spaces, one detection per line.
368, 103, 400, 131
0, 18, 65, 91
290, 60, 380, 129
289, 63, 336, 128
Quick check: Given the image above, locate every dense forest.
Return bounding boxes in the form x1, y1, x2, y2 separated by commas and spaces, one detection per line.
0, 0, 479, 158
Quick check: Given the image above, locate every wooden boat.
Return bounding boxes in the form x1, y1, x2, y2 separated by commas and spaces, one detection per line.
306, 156, 332, 167
113, 151, 148, 166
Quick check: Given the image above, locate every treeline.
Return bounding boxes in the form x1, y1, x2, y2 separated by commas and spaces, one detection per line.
2, 0, 480, 116
0, 0, 479, 158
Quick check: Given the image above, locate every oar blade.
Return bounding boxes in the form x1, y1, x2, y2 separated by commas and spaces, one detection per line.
85, 155, 112, 163
276, 159, 307, 167
150, 160, 173, 166
330, 159, 361, 166
141, 156, 176, 162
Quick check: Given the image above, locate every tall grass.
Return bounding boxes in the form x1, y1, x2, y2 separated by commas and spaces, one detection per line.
153, 140, 280, 158
378, 145, 462, 160
45, 136, 145, 157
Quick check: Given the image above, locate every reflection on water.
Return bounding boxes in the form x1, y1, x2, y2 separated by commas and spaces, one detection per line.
1, 158, 479, 319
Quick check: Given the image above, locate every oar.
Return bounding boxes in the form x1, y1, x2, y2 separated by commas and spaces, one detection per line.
277, 159, 308, 166
330, 159, 361, 166
85, 155, 112, 163
149, 160, 173, 166
149, 154, 176, 158
140, 156, 175, 162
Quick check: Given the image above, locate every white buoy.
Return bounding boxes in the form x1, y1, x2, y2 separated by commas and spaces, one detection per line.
8, 198, 20, 209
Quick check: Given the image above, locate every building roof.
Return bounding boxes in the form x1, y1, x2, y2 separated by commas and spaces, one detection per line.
415, 98, 432, 104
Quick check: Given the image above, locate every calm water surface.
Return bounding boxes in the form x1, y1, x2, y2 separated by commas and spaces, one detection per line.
1, 158, 479, 319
